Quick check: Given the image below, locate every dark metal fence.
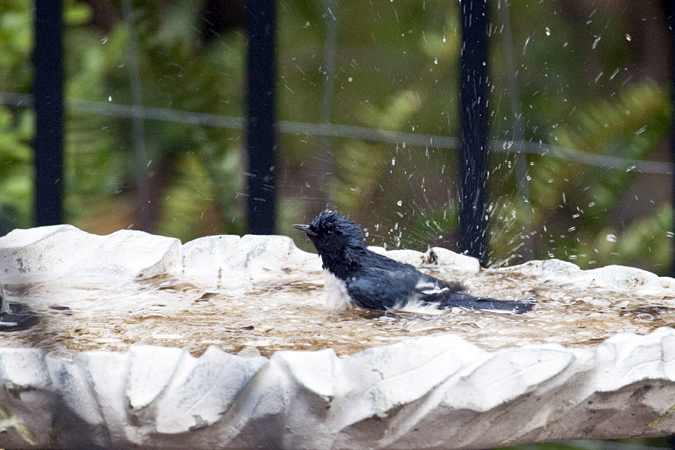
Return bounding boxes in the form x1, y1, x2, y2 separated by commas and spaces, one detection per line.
458, 0, 490, 266
246, 0, 278, 235
33, 0, 64, 227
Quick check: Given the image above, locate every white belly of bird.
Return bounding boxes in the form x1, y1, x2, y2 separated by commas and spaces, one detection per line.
324, 270, 353, 310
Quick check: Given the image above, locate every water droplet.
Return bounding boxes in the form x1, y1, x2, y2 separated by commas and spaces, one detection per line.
592, 36, 601, 49
605, 234, 617, 243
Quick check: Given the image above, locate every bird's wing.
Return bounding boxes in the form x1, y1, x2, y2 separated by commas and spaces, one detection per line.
348, 250, 462, 311
348, 266, 535, 313
409, 273, 459, 300
348, 250, 535, 313
346, 266, 424, 311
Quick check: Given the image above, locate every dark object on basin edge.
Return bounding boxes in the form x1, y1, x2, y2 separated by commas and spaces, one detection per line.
0, 285, 39, 332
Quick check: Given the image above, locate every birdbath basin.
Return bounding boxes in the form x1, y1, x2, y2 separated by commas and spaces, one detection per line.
0, 224, 674, 449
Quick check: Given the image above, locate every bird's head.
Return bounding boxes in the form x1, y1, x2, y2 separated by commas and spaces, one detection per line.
292, 211, 367, 266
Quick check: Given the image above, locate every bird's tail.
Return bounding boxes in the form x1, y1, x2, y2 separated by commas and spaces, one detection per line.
438, 293, 535, 314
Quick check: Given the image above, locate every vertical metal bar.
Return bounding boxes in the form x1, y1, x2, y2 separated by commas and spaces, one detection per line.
33, 0, 64, 226
459, 0, 490, 266
246, 0, 277, 235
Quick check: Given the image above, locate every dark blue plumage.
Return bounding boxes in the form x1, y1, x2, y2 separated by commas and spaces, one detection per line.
293, 211, 534, 314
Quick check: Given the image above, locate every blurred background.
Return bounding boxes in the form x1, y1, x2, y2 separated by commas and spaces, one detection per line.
0, 0, 673, 275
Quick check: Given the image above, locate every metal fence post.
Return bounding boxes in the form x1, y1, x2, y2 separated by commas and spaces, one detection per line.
459, 0, 490, 266
246, 0, 277, 235
33, 0, 64, 227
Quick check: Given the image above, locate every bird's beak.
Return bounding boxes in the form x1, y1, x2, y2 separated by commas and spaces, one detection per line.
292, 224, 317, 236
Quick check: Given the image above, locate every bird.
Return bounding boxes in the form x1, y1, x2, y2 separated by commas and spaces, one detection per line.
293, 210, 535, 314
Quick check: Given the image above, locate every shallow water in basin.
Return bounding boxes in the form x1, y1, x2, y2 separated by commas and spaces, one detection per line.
2, 266, 674, 359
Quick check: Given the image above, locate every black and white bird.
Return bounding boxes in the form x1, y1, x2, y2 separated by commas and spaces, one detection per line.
293, 211, 534, 314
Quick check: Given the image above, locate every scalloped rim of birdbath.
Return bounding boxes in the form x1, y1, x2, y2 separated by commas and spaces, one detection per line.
0, 224, 674, 449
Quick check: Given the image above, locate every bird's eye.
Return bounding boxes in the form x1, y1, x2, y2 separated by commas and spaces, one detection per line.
325, 229, 334, 238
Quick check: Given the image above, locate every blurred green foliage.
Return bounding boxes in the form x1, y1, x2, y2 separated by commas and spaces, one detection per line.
528, 81, 672, 271
0, 0, 35, 234
0, 0, 671, 275
0, 104, 33, 235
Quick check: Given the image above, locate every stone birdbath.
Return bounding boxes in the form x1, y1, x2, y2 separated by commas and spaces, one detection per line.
0, 224, 674, 449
